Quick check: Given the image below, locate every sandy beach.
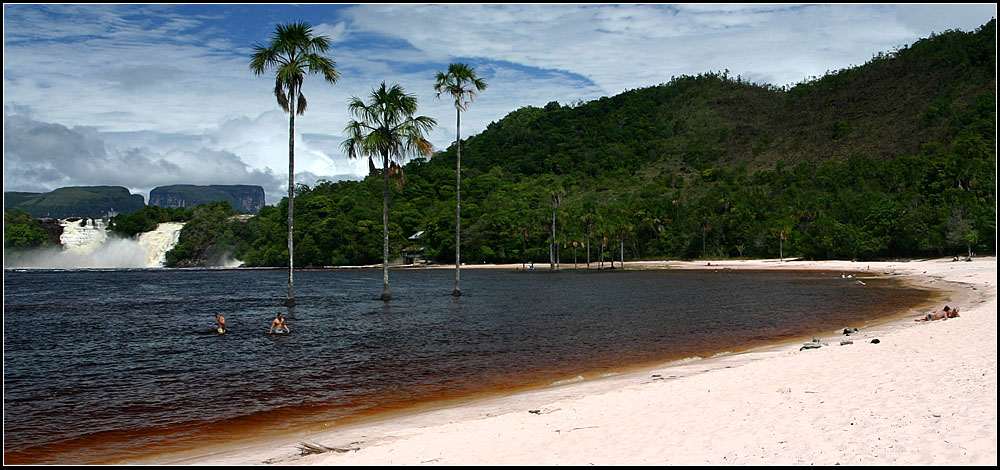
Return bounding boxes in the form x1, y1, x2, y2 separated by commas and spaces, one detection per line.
162, 257, 997, 466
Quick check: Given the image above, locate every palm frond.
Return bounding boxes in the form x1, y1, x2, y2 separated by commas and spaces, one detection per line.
274, 81, 290, 113
297, 92, 308, 116
388, 161, 406, 188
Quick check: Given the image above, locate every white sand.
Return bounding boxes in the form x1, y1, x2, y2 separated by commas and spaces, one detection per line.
164, 257, 997, 466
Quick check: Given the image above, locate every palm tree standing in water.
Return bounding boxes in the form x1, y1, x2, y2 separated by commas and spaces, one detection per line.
250, 21, 339, 306
342, 82, 436, 301
434, 63, 487, 297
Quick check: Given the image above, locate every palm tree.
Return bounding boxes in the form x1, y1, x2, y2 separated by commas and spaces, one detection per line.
548, 187, 564, 270
434, 63, 487, 297
250, 21, 339, 307
342, 82, 436, 301
580, 212, 596, 268
773, 222, 793, 261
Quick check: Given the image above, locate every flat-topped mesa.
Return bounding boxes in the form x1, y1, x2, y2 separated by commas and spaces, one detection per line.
4, 186, 145, 219
148, 185, 265, 213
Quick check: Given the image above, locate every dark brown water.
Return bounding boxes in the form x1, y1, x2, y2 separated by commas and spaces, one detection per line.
2, 267, 931, 464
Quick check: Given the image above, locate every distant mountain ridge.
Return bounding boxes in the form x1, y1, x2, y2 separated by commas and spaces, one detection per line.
5, 184, 266, 218
4, 186, 145, 219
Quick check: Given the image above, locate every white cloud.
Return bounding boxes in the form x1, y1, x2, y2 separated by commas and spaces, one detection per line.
3, 113, 285, 203
341, 3, 994, 93
313, 21, 349, 44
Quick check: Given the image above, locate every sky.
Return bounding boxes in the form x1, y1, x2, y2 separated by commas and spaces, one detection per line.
3, 3, 996, 206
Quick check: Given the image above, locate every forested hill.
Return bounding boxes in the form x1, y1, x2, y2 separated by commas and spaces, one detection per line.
456, 20, 995, 178
164, 20, 995, 268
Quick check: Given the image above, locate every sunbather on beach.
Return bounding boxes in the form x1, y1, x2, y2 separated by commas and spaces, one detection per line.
914, 305, 960, 322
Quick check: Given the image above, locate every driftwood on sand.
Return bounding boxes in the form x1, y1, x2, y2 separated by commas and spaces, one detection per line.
297, 441, 360, 456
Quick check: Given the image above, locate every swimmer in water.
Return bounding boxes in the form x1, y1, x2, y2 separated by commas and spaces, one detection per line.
269, 312, 289, 334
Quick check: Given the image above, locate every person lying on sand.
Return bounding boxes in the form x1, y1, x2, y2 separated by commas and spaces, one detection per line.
914, 305, 960, 322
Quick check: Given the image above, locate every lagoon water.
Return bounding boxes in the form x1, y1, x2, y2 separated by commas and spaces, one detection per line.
3, 267, 931, 464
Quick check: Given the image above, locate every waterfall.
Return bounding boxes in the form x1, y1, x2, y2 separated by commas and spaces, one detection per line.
5, 219, 185, 269
59, 218, 109, 257
137, 222, 184, 267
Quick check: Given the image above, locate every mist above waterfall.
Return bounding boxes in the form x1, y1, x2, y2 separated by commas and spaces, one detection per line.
4, 219, 188, 269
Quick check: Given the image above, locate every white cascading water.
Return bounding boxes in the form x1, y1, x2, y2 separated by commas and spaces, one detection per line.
137, 222, 185, 267
6, 218, 249, 269
49, 218, 185, 269
59, 218, 109, 255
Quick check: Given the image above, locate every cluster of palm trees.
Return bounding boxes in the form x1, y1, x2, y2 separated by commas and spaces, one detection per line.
250, 21, 486, 305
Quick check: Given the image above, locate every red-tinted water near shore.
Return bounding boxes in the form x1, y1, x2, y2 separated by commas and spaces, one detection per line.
3, 267, 932, 465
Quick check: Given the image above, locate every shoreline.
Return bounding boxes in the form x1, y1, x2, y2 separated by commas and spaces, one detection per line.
145, 257, 996, 465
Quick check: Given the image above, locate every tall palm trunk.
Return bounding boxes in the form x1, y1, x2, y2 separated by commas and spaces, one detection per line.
453, 107, 462, 296
549, 208, 556, 270
381, 150, 391, 301
521, 231, 526, 269
285, 90, 296, 307
586, 233, 591, 268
